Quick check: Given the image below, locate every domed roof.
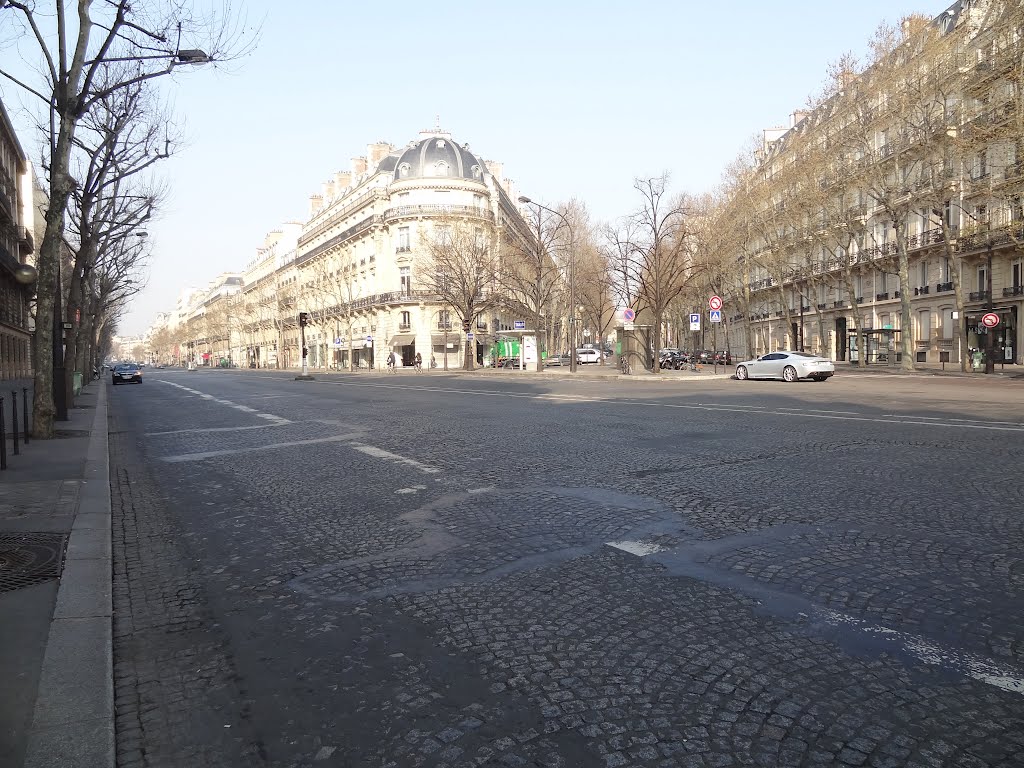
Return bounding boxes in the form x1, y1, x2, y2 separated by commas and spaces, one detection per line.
393, 132, 485, 182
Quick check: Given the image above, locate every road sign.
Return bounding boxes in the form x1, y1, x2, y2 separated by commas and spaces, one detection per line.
710, 309, 722, 323
981, 312, 1000, 328
623, 308, 636, 322
466, 332, 474, 340
365, 335, 373, 343
514, 320, 526, 330
334, 337, 342, 345
689, 313, 701, 331
708, 295, 723, 311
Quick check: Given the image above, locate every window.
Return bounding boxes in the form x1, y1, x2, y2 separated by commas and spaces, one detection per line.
433, 161, 450, 177
398, 163, 410, 178
400, 311, 411, 329
942, 257, 951, 282
438, 310, 451, 330
978, 265, 988, 292
918, 310, 931, 342
941, 308, 954, 339
397, 227, 410, 252
400, 266, 411, 295
1013, 260, 1022, 290
919, 260, 928, 286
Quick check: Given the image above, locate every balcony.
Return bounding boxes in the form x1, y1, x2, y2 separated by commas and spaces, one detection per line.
775, 310, 784, 317
914, 286, 930, 296
14, 225, 34, 254
876, 292, 890, 301
894, 291, 902, 299
855, 297, 865, 304
396, 245, 411, 253
833, 300, 846, 308
816, 303, 826, 310
1003, 286, 1024, 297
936, 281, 953, 292
969, 290, 991, 301
397, 323, 411, 332
383, 204, 495, 224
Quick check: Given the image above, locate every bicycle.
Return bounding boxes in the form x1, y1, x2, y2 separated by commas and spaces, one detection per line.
386, 362, 397, 375
414, 360, 422, 373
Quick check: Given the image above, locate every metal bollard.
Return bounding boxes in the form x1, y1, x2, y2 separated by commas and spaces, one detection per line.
22, 388, 29, 445
10, 391, 18, 455
0, 396, 6, 470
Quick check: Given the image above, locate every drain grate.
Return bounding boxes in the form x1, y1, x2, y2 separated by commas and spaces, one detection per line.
0, 533, 68, 593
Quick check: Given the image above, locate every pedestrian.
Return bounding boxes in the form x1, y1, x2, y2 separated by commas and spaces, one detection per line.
415, 351, 422, 370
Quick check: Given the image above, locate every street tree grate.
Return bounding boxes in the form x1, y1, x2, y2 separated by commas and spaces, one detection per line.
0, 533, 68, 593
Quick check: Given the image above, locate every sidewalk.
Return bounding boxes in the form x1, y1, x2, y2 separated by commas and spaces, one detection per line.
0, 381, 112, 768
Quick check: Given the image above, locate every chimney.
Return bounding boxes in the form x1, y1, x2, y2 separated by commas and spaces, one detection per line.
367, 142, 392, 166
790, 111, 808, 128
351, 156, 368, 176
322, 180, 335, 199
485, 160, 502, 183
309, 195, 323, 217
334, 171, 351, 190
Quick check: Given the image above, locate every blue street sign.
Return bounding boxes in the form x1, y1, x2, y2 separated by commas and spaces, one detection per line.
710, 309, 722, 323
514, 320, 526, 330
365, 335, 373, 343
689, 313, 701, 331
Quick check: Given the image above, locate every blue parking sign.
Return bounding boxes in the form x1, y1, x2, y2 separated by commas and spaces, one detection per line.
689, 313, 701, 331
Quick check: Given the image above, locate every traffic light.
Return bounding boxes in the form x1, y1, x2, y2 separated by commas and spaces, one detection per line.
298, 312, 309, 327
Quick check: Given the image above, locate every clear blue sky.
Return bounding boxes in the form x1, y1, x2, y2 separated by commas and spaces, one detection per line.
7, 0, 938, 335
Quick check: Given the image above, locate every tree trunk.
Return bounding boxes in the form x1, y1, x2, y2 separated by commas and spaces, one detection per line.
893, 223, 915, 371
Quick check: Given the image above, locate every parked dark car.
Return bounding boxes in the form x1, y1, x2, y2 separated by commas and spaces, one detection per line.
112, 363, 142, 385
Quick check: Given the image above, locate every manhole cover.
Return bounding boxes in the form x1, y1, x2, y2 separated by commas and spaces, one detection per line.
0, 533, 68, 593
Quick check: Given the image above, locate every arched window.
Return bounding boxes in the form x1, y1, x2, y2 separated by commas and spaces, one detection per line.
434, 161, 450, 177
398, 163, 411, 178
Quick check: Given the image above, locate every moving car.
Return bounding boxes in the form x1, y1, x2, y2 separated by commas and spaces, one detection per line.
576, 348, 601, 365
112, 363, 143, 385
734, 351, 834, 382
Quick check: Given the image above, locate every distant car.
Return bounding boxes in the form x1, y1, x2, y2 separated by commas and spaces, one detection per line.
734, 351, 834, 382
545, 354, 571, 367
112, 363, 143, 385
576, 348, 601, 365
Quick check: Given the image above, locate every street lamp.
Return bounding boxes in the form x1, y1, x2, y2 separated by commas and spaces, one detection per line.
517, 196, 576, 372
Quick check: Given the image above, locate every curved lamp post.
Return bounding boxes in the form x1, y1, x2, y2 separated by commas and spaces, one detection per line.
517, 196, 576, 372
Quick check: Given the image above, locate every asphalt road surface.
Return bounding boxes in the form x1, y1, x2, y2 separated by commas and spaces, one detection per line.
107, 369, 1024, 768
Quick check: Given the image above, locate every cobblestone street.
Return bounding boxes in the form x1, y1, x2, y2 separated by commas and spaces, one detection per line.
108, 371, 1024, 767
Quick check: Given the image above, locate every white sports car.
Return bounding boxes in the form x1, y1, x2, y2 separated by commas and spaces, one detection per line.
734, 351, 835, 382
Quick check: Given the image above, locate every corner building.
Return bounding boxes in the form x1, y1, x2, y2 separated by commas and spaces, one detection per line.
288, 128, 530, 369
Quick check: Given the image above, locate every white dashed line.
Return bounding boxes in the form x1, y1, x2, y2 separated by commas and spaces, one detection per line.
821, 609, 1024, 696
606, 540, 667, 556
349, 443, 441, 474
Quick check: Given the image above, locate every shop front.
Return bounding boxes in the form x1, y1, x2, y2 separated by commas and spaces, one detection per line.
966, 306, 1017, 365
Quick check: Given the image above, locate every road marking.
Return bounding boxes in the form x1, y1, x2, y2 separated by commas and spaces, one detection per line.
820, 609, 1024, 696
146, 423, 289, 436
606, 539, 667, 556
349, 443, 441, 474
396, 485, 427, 494
160, 433, 366, 463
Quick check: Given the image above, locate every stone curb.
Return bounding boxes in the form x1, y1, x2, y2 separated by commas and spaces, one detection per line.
206, 367, 736, 383
23, 381, 112, 768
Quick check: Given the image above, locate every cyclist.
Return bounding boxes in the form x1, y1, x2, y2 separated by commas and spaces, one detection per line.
414, 352, 423, 371
386, 351, 396, 373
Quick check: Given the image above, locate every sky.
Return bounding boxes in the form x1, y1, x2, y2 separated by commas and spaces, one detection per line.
4, 0, 940, 336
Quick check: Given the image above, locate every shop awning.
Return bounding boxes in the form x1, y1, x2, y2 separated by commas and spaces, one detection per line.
389, 334, 415, 346
431, 334, 461, 346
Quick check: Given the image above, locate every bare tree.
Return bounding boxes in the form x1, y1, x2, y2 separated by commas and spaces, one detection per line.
502, 203, 569, 370
420, 217, 500, 370
1, 1, 252, 436
609, 175, 698, 373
